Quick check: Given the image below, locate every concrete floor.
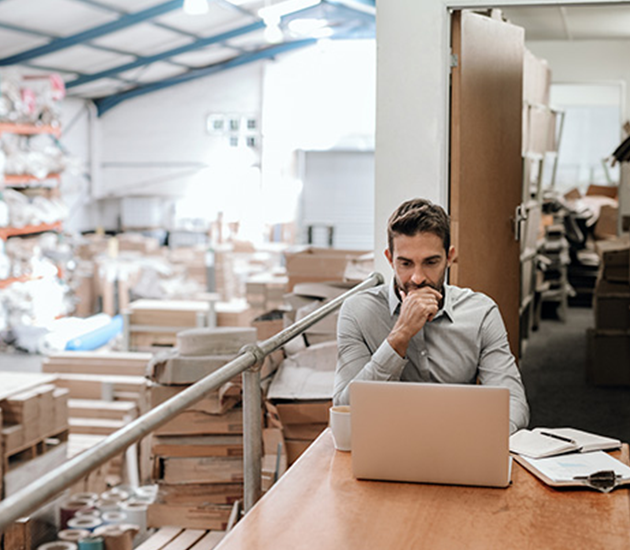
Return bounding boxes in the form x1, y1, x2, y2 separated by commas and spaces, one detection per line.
521, 306, 630, 443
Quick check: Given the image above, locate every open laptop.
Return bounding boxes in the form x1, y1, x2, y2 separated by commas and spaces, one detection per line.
349, 380, 511, 488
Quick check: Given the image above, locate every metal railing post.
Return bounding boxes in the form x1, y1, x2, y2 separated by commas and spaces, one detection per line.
242, 358, 263, 511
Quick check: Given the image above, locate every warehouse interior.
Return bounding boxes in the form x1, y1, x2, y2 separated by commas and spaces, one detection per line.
0, 0, 629, 548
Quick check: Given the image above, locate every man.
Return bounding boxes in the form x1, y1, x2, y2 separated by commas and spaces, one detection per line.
333, 198, 529, 434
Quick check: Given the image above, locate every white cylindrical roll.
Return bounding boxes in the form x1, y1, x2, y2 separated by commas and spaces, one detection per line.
101, 511, 126, 525
71, 493, 98, 503
95, 499, 119, 513
134, 485, 157, 499
58, 530, 90, 543
100, 489, 129, 503
74, 511, 101, 520
37, 542, 78, 550
118, 502, 147, 534
127, 496, 153, 506
66, 517, 102, 532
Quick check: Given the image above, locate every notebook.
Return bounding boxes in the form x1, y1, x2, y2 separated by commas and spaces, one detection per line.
349, 380, 511, 488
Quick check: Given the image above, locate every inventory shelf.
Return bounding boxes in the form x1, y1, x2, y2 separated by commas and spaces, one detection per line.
0, 122, 61, 138
0, 221, 62, 240
3, 173, 61, 186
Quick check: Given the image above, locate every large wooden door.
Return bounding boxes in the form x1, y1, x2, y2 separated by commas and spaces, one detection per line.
450, 11, 524, 357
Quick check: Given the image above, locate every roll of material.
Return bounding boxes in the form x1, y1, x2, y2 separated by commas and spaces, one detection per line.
58, 530, 91, 543
95, 499, 119, 513
67, 517, 102, 532
134, 485, 157, 500
77, 537, 104, 550
60, 498, 96, 530
117, 502, 146, 534
100, 489, 129, 503
101, 511, 126, 525
93, 524, 139, 550
37, 542, 78, 550
71, 493, 99, 503
75, 511, 101, 520
127, 496, 153, 506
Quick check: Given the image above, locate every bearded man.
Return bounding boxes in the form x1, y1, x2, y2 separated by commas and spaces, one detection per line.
333, 198, 529, 434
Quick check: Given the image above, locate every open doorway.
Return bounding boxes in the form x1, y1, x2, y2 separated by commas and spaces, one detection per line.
449, 5, 630, 442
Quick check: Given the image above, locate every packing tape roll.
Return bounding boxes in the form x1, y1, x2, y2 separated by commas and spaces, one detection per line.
134, 485, 157, 499
71, 493, 99, 503
93, 524, 139, 550
60, 499, 95, 530
38, 542, 78, 550
101, 511, 126, 525
58, 530, 91, 543
67, 517, 102, 532
74, 511, 101, 520
100, 489, 129, 503
117, 502, 146, 533
95, 499, 119, 513
77, 537, 104, 550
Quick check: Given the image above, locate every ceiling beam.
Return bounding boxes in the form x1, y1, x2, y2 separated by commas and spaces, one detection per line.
71, 0, 204, 39
66, 20, 264, 89
0, 0, 185, 66
95, 38, 318, 116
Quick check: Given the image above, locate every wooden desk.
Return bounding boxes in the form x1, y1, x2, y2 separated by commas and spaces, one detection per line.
216, 430, 630, 550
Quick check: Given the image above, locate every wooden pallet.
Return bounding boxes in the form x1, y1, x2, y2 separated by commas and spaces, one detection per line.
4, 428, 69, 471
136, 527, 226, 550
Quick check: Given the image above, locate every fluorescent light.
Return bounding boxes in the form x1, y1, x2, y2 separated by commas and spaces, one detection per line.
183, 0, 209, 15
258, 0, 321, 23
287, 18, 327, 35
264, 23, 284, 44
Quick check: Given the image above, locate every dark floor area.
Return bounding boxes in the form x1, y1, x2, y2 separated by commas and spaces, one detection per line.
520, 306, 630, 443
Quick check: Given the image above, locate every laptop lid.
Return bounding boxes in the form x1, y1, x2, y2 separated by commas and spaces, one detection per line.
349, 380, 511, 488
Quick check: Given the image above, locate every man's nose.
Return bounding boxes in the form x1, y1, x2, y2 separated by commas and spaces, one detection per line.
410, 267, 426, 285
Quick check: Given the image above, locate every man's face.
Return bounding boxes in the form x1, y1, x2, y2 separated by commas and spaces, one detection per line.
384, 232, 455, 296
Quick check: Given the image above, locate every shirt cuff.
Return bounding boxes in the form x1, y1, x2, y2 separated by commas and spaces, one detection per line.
373, 339, 408, 379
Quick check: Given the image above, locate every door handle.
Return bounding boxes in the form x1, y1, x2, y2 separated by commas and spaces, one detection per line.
514, 204, 528, 241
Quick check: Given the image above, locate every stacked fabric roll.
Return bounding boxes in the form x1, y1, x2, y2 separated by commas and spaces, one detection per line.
50, 485, 158, 549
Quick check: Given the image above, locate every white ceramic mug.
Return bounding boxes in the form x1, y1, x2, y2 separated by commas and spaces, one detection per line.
329, 405, 352, 451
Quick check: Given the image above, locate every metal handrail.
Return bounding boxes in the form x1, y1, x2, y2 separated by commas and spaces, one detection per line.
0, 272, 384, 532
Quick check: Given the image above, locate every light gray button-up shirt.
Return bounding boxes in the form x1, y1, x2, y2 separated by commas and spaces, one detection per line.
333, 282, 530, 434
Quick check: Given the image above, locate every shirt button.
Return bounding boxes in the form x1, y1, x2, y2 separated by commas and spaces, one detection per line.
420, 350, 427, 356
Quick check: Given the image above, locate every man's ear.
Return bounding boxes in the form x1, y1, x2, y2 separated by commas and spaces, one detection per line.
446, 245, 456, 267
384, 248, 394, 267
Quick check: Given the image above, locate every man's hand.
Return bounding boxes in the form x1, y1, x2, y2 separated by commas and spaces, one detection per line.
387, 287, 442, 358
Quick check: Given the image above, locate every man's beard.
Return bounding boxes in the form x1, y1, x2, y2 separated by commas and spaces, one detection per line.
393, 276, 446, 309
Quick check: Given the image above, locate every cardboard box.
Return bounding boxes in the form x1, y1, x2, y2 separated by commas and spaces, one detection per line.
285, 439, 312, 464
587, 329, 630, 386
586, 184, 618, 200
155, 483, 242, 506
595, 204, 619, 240
594, 279, 630, 331
150, 381, 241, 415
147, 503, 233, 531
151, 435, 243, 458
155, 408, 243, 436
155, 456, 244, 484
283, 247, 369, 292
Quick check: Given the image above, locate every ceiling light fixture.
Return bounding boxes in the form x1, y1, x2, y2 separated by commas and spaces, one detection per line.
183, 0, 209, 15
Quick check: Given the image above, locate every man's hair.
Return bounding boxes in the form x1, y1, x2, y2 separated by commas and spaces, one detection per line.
387, 199, 451, 253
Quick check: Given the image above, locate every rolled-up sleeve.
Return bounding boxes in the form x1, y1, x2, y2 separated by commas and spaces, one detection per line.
477, 305, 530, 434
333, 300, 407, 406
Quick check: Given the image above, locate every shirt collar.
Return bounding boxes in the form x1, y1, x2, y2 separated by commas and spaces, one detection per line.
387, 279, 455, 322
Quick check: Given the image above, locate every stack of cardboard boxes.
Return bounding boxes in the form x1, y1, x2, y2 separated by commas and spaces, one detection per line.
147, 327, 258, 530
588, 240, 630, 385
